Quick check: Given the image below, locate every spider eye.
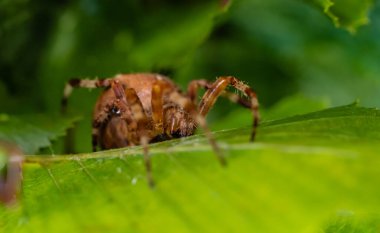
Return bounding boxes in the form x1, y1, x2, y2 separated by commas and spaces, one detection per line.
111, 107, 121, 115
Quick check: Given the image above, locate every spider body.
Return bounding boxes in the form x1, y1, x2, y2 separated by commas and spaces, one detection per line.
62, 73, 259, 186
92, 74, 195, 149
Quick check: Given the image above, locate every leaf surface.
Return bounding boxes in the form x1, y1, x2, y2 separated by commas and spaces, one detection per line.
1, 104, 380, 232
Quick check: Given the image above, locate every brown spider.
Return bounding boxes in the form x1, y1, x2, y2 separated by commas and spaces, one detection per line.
62, 73, 259, 186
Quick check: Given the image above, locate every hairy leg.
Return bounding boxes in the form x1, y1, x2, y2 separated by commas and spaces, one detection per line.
168, 92, 226, 166
151, 81, 164, 135
140, 136, 154, 188
187, 79, 211, 105
198, 76, 260, 141
126, 88, 155, 187
187, 79, 252, 109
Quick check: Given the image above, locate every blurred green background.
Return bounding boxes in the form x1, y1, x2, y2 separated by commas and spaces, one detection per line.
2, 2, 380, 232
1, 0, 379, 153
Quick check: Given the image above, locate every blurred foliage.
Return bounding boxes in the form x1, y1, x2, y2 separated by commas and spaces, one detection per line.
308, 0, 374, 33
1, 0, 379, 152
1, 0, 380, 232
0, 114, 79, 154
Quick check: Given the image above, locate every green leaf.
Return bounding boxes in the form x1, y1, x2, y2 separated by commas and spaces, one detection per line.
221, 0, 380, 107
307, 0, 374, 33
1, 104, 380, 232
211, 94, 330, 131
324, 216, 380, 233
0, 114, 80, 154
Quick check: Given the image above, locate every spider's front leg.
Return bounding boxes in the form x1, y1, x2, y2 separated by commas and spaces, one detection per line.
169, 88, 226, 166
198, 76, 260, 141
111, 80, 155, 187
187, 79, 252, 112
125, 87, 155, 188
187, 79, 211, 105
151, 80, 164, 136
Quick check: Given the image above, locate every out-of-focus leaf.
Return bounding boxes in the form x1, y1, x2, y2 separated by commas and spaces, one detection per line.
40, 1, 226, 111
0, 0, 65, 113
307, 0, 374, 33
1, 104, 380, 232
261, 94, 330, 121
210, 94, 329, 131
197, 0, 380, 108
0, 114, 79, 154
37, 1, 227, 153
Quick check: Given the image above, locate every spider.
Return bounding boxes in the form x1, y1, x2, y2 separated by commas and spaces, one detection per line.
62, 73, 259, 186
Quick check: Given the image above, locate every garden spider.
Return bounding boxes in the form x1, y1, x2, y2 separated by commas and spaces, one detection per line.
62, 73, 259, 186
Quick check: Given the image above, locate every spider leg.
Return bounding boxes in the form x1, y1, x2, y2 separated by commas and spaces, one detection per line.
198, 76, 260, 141
195, 114, 226, 166
91, 102, 115, 152
187, 79, 252, 110
125, 88, 154, 187
151, 81, 164, 135
187, 79, 211, 105
0, 144, 24, 205
110, 80, 139, 146
123, 86, 152, 140
140, 136, 154, 188
113, 82, 155, 187
167, 107, 179, 136
220, 92, 252, 109
91, 128, 99, 152
168, 92, 226, 166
